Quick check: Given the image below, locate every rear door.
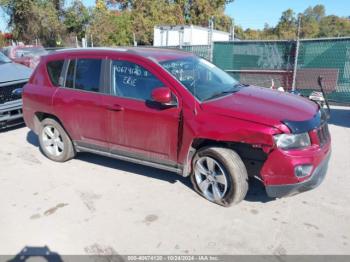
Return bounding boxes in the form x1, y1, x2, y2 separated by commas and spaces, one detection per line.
52, 56, 110, 150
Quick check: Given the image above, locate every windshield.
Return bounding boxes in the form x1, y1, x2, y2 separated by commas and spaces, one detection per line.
0, 51, 11, 63
160, 56, 241, 101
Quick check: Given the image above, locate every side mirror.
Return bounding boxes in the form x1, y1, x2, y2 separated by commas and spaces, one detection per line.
151, 87, 177, 107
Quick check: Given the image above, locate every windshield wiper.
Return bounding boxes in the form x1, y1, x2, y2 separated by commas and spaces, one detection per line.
204, 85, 242, 101
233, 83, 249, 88
204, 90, 237, 101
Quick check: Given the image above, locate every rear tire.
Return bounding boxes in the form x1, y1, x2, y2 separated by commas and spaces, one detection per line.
38, 118, 75, 162
191, 147, 248, 207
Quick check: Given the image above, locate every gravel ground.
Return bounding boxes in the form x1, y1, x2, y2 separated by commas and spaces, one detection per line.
0, 106, 349, 256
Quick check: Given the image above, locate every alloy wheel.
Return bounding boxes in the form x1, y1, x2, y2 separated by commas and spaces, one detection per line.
194, 156, 229, 202
41, 125, 64, 157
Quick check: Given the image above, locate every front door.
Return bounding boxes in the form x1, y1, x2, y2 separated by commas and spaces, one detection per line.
103, 58, 181, 165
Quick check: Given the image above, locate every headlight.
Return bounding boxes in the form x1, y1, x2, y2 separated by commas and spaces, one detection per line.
274, 133, 311, 149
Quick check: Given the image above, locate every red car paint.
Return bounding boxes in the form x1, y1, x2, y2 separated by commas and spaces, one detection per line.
22, 48, 331, 197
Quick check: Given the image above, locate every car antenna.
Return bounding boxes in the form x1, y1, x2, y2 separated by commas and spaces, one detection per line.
317, 75, 331, 119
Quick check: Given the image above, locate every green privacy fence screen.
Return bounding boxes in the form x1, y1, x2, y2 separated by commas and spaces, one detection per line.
212, 38, 350, 104
157, 45, 211, 61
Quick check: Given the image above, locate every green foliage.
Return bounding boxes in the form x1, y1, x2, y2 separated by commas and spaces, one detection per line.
236, 5, 350, 40
1, 1, 350, 46
131, 0, 184, 45
0, 0, 64, 46
176, 0, 234, 31
275, 9, 298, 39
319, 15, 350, 37
108, 0, 234, 43
0, 33, 5, 47
88, 7, 133, 46
64, 0, 90, 40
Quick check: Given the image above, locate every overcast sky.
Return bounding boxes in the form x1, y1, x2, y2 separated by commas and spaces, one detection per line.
1, 0, 350, 32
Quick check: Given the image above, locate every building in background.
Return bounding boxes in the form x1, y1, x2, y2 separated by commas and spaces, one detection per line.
153, 25, 235, 47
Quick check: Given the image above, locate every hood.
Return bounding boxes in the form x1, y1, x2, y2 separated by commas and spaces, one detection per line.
200, 85, 319, 130
0, 62, 33, 83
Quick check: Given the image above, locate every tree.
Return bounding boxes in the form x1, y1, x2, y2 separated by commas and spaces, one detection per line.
52, 0, 64, 12
0, 0, 64, 46
0, 32, 5, 47
93, 0, 185, 45
233, 24, 244, 39
299, 5, 325, 38
175, 0, 234, 31
275, 9, 297, 39
64, 0, 90, 40
108, 0, 234, 41
2, 1, 350, 45
131, 0, 184, 45
0, 0, 34, 41
261, 23, 278, 40
303, 5, 325, 22
319, 15, 350, 37
30, 1, 65, 46
88, 1, 134, 46
243, 28, 261, 40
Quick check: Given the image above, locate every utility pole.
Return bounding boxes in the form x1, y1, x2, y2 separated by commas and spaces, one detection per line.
133, 32, 137, 46
292, 15, 302, 91
208, 16, 214, 62
230, 19, 235, 41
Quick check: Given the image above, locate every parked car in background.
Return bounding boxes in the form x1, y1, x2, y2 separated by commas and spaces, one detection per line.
1, 45, 48, 69
0, 51, 32, 129
23, 48, 331, 206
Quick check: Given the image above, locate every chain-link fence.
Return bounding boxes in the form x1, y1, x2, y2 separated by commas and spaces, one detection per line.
297, 38, 350, 103
213, 38, 350, 104
150, 45, 211, 61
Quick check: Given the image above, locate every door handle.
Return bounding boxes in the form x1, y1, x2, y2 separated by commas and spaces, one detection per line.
106, 104, 124, 111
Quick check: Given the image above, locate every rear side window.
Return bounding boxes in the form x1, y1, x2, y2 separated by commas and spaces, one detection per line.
75, 59, 101, 92
47, 60, 64, 86
64, 58, 102, 92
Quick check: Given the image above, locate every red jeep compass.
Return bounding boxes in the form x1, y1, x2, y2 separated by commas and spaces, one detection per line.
22, 48, 331, 206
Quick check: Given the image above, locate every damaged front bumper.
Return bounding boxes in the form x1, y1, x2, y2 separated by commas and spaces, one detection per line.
265, 150, 331, 198
0, 99, 24, 129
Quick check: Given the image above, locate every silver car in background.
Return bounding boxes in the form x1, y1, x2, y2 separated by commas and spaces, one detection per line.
0, 51, 32, 130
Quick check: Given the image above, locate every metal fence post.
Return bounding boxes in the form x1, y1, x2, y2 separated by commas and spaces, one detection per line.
292, 16, 302, 91
208, 17, 214, 62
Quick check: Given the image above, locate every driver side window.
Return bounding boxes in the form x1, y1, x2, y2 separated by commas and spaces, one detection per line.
112, 60, 164, 101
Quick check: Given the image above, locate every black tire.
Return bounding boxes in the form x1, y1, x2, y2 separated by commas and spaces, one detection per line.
38, 118, 75, 162
191, 147, 248, 207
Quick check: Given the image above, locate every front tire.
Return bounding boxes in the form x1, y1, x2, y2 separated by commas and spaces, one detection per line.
191, 147, 248, 207
38, 118, 75, 162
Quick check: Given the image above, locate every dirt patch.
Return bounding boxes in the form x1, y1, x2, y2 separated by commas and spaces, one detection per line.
250, 209, 259, 215
304, 222, 319, 230
79, 191, 101, 212
17, 151, 41, 165
144, 214, 158, 225
84, 243, 118, 256
44, 203, 69, 216
30, 214, 41, 220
